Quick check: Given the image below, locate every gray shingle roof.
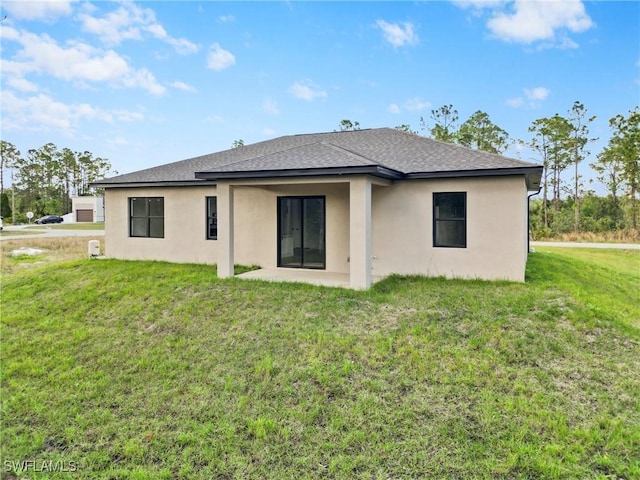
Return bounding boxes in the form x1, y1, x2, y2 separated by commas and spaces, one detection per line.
210, 141, 379, 172
93, 128, 541, 186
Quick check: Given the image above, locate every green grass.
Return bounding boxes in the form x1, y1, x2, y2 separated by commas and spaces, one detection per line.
25, 222, 105, 230
1, 248, 638, 479
0, 229, 46, 237
0, 222, 103, 237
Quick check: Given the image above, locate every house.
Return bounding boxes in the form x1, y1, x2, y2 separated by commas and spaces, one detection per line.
70, 196, 105, 223
92, 128, 542, 289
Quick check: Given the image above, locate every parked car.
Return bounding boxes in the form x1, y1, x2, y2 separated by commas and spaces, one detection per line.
35, 215, 64, 224
0, 216, 3, 231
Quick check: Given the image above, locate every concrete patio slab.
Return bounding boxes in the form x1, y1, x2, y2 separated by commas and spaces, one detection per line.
237, 268, 385, 289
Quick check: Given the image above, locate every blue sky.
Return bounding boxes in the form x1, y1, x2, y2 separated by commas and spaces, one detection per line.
1, 1, 638, 193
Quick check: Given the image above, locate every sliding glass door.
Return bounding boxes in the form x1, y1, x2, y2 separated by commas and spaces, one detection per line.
278, 196, 325, 269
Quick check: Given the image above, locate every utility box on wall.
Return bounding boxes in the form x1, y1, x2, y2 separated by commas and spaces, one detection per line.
88, 240, 100, 257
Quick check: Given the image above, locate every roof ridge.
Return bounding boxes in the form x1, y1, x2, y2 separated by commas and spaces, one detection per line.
200, 140, 373, 173
319, 141, 378, 166
286, 127, 384, 138
200, 141, 320, 171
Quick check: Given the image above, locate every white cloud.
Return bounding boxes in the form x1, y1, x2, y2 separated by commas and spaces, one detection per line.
112, 110, 144, 122
2, 0, 74, 21
78, 4, 144, 44
21, 31, 129, 81
487, 0, 594, 44
376, 20, 419, 48
388, 98, 430, 113
165, 37, 199, 55
289, 80, 327, 101
169, 81, 197, 93
78, 1, 199, 54
218, 15, 236, 23
5, 76, 38, 92
263, 127, 277, 136
206, 115, 223, 123
145, 23, 167, 39
144, 23, 199, 55
0, 59, 31, 84
207, 43, 236, 71
1, 91, 143, 133
506, 97, 524, 108
505, 97, 524, 108
121, 68, 165, 95
263, 97, 280, 115
1, 26, 166, 95
524, 86, 550, 101
404, 98, 431, 111
506, 86, 550, 108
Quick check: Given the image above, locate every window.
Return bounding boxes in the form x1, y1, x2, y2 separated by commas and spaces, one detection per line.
433, 192, 466, 248
130, 197, 164, 238
206, 196, 217, 240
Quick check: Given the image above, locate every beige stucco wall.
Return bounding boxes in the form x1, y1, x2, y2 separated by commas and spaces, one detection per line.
104, 183, 351, 272
105, 186, 218, 264
104, 175, 528, 282
371, 176, 528, 281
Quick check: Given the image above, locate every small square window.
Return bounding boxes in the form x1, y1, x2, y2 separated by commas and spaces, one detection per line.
129, 197, 164, 238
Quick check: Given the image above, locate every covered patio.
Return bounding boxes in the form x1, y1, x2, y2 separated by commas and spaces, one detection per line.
236, 268, 387, 289
207, 175, 393, 290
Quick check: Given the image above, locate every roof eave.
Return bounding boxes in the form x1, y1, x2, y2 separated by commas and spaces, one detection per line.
93, 165, 543, 191
194, 165, 404, 181
406, 166, 543, 191
90, 180, 210, 188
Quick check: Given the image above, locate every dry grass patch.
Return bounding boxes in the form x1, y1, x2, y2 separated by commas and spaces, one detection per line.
536, 229, 639, 243
1, 237, 96, 274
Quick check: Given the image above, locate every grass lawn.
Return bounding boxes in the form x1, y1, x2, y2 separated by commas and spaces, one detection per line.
25, 222, 105, 231
1, 244, 638, 479
0, 229, 46, 237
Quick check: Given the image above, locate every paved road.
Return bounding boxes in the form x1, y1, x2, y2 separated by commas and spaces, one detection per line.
0, 225, 105, 241
531, 241, 639, 250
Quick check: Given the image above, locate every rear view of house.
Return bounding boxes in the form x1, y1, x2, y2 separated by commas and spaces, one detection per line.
92, 128, 542, 289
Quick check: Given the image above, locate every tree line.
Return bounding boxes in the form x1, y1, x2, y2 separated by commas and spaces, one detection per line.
343, 101, 639, 238
0, 141, 114, 223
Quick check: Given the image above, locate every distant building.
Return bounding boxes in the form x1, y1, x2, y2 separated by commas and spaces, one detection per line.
71, 196, 104, 223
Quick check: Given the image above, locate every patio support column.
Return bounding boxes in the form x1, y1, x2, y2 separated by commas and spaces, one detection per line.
349, 176, 372, 289
217, 181, 234, 278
